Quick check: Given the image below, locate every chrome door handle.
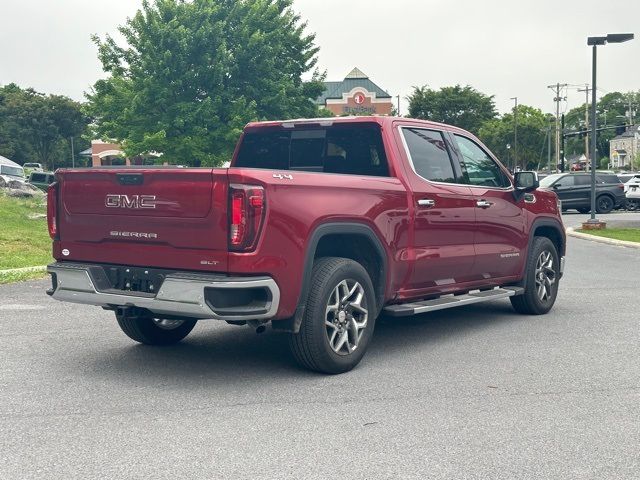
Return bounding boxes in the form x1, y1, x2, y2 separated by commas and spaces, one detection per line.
476, 200, 493, 208
417, 199, 436, 207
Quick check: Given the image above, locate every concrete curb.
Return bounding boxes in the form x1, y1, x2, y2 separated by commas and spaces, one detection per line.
566, 227, 640, 249
0, 266, 47, 275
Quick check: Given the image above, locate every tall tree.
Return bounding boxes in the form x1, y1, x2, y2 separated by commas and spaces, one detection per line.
478, 105, 550, 170
87, 0, 325, 166
407, 85, 497, 134
0, 84, 88, 169
563, 91, 639, 162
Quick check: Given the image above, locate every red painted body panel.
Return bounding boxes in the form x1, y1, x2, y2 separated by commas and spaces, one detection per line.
51, 116, 564, 320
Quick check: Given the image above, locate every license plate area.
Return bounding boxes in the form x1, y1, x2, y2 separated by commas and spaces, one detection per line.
102, 266, 167, 294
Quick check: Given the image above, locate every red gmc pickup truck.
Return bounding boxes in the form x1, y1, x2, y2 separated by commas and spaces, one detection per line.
46, 116, 565, 374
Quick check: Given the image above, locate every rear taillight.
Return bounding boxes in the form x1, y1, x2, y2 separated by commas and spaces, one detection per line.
47, 182, 58, 239
229, 184, 265, 251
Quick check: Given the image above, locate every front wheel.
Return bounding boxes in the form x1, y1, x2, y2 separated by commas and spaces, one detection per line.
289, 257, 377, 374
116, 312, 197, 345
511, 237, 560, 315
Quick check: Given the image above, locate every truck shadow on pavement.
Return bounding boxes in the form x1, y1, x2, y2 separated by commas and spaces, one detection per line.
76, 300, 523, 383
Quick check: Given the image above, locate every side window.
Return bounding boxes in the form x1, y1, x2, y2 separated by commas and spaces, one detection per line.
454, 135, 511, 188
555, 175, 575, 187
402, 128, 457, 183
574, 175, 592, 186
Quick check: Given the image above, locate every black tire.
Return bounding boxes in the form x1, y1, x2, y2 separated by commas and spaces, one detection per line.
577, 207, 590, 214
596, 195, 614, 214
627, 200, 639, 211
116, 312, 197, 345
510, 237, 560, 315
289, 257, 377, 374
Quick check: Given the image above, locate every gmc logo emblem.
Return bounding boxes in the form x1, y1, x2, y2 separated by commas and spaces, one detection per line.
105, 194, 157, 209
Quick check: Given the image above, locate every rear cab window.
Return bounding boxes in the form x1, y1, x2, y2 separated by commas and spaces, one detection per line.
235, 123, 389, 177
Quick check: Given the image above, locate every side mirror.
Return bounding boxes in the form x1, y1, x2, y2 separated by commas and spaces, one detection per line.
514, 171, 539, 192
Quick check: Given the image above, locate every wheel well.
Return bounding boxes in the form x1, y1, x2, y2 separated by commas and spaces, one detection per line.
534, 225, 564, 256
314, 233, 385, 310
596, 192, 614, 201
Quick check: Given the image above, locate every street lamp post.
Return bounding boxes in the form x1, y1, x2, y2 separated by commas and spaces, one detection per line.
584, 33, 634, 228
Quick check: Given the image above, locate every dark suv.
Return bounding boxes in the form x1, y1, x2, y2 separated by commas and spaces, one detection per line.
540, 173, 625, 213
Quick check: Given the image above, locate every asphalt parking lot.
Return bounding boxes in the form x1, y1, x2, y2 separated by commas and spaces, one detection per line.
1, 228, 639, 479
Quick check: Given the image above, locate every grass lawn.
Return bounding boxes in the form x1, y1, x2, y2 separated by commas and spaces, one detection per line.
577, 228, 640, 243
0, 192, 52, 283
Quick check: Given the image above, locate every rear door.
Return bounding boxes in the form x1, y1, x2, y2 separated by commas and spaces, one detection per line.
57, 168, 229, 272
396, 126, 477, 293
450, 134, 526, 280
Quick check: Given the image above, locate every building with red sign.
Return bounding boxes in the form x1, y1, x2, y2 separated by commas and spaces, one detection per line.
315, 68, 394, 116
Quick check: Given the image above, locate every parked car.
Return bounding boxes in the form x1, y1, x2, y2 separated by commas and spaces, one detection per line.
23, 162, 44, 173
619, 173, 640, 193
625, 182, 640, 210
0, 156, 26, 186
46, 116, 566, 374
28, 171, 55, 191
539, 172, 625, 213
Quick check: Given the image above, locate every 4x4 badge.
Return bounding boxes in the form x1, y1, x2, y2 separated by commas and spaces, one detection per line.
273, 174, 293, 180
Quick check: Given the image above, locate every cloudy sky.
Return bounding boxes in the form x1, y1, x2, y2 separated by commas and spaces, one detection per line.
1, 0, 638, 116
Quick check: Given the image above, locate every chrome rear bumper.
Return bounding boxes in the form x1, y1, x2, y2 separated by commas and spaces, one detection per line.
47, 262, 280, 321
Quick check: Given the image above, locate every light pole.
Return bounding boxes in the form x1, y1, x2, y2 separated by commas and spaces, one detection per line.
511, 97, 518, 170
584, 33, 634, 228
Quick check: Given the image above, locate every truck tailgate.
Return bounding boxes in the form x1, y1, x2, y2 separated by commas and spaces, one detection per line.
55, 168, 229, 272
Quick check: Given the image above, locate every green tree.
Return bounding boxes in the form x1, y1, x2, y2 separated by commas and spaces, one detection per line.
563, 91, 639, 162
478, 105, 550, 171
407, 85, 497, 134
87, 0, 325, 166
0, 83, 88, 169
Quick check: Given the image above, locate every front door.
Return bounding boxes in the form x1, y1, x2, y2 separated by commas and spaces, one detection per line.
396, 126, 477, 295
451, 134, 527, 280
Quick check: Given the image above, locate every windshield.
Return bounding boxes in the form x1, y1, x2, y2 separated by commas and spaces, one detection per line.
0, 165, 25, 178
539, 174, 563, 187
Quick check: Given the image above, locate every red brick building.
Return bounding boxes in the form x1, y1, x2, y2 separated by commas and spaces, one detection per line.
315, 68, 394, 116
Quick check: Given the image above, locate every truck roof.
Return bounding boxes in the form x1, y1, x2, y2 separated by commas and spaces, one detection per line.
244, 116, 464, 133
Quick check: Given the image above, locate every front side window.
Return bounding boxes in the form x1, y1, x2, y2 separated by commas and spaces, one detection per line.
401, 128, 456, 183
454, 135, 510, 188
554, 175, 575, 187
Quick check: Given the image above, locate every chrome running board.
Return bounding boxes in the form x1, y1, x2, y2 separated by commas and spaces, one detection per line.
383, 287, 524, 317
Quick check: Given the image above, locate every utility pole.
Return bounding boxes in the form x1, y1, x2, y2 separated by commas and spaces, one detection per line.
548, 83, 568, 172
577, 85, 591, 163
560, 114, 566, 172
70, 136, 75, 168
547, 121, 552, 172
510, 97, 518, 170
396, 95, 401, 117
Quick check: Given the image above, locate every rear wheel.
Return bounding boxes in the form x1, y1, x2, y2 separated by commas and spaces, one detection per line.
596, 195, 614, 214
289, 257, 376, 374
511, 237, 560, 315
116, 312, 197, 345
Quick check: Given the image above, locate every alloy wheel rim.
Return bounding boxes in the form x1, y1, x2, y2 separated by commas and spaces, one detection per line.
598, 197, 612, 211
534, 250, 556, 302
324, 279, 368, 356
152, 318, 185, 330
